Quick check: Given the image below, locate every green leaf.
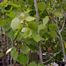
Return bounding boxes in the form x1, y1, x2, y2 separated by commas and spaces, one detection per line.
48, 24, 57, 31
38, 24, 44, 31
11, 3, 20, 8
28, 0, 34, 5
20, 44, 30, 54
32, 33, 42, 42
6, 11, 15, 18
1, 0, 7, 5
11, 47, 18, 61
0, 18, 10, 26
38, 63, 44, 66
7, 29, 16, 39
19, 13, 26, 19
28, 22, 38, 31
11, 17, 21, 30
54, 11, 63, 18
21, 27, 32, 38
28, 62, 37, 66
38, 2, 46, 12
17, 54, 29, 65
0, 19, 5, 26
49, 31, 57, 39
25, 16, 35, 22
43, 16, 49, 26
38, 16, 49, 31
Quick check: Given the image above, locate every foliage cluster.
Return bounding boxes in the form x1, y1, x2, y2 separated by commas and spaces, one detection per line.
0, 0, 66, 66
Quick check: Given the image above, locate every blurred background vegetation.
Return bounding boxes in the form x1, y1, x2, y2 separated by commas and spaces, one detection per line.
0, 0, 66, 66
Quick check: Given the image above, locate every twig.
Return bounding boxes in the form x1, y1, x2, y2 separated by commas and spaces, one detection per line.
38, 44, 43, 63
58, 31, 66, 62
59, 16, 65, 33
43, 50, 61, 64
34, 0, 43, 63
54, 17, 66, 62
34, 0, 40, 21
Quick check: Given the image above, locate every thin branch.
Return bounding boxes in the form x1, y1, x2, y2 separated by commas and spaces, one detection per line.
59, 22, 65, 33
43, 50, 61, 64
34, 0, 40, 21
34, 0, 43, 63
38, 44, 43, 63
58, 32, 66, 62
59, 16, 65, 33
54, 17, 66, 62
